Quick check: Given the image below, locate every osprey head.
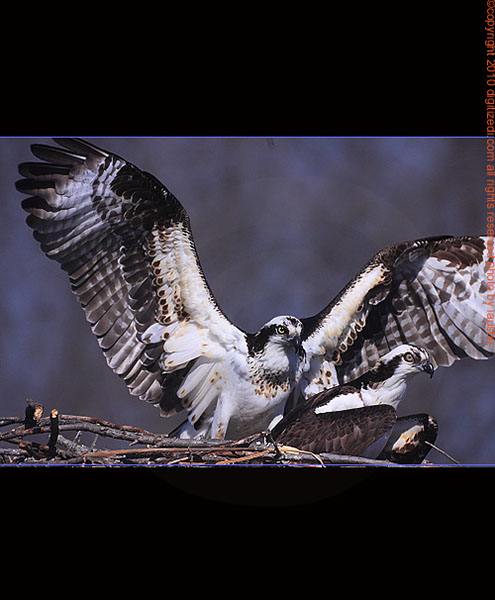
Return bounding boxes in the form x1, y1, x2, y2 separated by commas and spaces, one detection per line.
248, 316, 304, 357
352, 344, 436, 411
374, 344, 435, 380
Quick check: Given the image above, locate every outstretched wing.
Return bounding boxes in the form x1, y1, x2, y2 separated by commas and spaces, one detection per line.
299, 236, 494, 397
272, 403, 397, 456
17, 138, 248, 431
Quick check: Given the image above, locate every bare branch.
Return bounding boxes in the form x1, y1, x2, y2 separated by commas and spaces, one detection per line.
0, 402, 445, 466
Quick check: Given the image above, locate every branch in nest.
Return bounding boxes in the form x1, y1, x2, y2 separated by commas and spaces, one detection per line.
0, 401, 440, 466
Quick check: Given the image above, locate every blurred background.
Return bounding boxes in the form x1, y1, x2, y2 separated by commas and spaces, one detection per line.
1, 137, 493, 463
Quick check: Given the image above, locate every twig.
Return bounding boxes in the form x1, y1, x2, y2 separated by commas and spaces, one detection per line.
0, 417, 24, 428
277, 444, 326, 467
48, 409, 59, 450
24, 399, 43, 430
215, 449, 274, 465
0, 404, 439, 466
425, 441, 461, 465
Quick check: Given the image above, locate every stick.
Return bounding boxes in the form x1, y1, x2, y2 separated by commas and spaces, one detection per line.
0, 406, 437, 466
24, 399, 43, 430
425, 441, 461, 465
48, 409, 59, 449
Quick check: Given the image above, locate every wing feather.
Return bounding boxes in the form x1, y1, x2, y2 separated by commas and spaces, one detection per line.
300, 236, 494, 396
272, 404, 397, 456
18, 138, 247, 430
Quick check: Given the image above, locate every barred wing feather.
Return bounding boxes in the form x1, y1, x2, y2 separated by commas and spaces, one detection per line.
18, 138, 247, 430
299, 236, 494, 397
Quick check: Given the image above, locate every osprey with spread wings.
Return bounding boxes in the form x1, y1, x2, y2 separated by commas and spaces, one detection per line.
17, 139, 494, 439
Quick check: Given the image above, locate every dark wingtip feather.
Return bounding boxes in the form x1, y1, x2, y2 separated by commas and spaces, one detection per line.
16, 178, 54, 193
53, 138, 109, 158
30, 143, 86, 165
18, 161, 71, 177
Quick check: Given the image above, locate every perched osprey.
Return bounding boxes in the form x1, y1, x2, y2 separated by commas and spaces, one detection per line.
278, 344, 434, 415
271, 405, 439, 464
17, 139, 494, 439
270, 344, 434, 455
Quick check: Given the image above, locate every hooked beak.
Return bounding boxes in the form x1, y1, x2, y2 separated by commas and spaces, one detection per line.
289, 336, 302, 354
420, 360, 435, 378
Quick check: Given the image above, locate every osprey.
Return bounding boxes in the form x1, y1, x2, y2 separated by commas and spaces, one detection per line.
301, 344, 435, 412
17, 138, 494, 439
270, 406, 439, 464
270, 344, 434, 454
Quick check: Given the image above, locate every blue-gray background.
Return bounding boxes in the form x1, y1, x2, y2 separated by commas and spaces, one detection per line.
1, 137, 493, 463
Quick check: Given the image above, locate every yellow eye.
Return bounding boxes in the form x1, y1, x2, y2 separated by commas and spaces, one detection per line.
404, 352, 415, 363
276, 325, 288, 335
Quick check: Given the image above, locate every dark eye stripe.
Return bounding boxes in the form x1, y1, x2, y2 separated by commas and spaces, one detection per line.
286, 317, 301, 328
